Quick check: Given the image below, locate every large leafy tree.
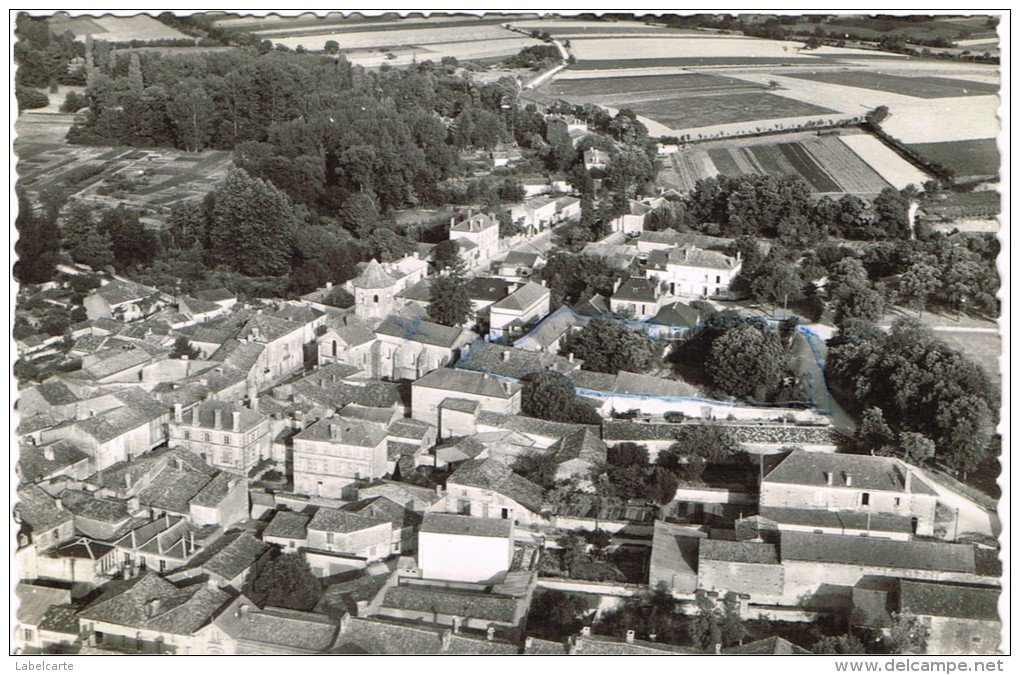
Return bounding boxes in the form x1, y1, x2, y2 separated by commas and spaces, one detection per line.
899, 262, 942, 317
563, 317, 660, 375
425, 272, 472, 328
97, 205, 158, 271
521, 371, 602, 425
207, 168, 296, 276
527, 590, 590, 641
62, 201, 114, 269
709, 322, 786, 400
14, 188, 61, 284
249, 552, 321, 611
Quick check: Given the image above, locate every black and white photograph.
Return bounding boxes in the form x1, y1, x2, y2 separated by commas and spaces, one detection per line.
10, 9, 1008, 662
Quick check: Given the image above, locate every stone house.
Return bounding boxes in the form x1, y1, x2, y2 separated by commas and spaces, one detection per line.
488, 281, 550, 343
411, 368, 522, 430
417, 513, 514, 583
168, 400, 272, 477
445, 457, 546, 527
293, 418, 389, 498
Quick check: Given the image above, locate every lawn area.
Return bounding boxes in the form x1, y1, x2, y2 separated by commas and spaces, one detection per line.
784, 71, 999, 98
543, 72, 756, 99
906, 139, 1000, 180
627, 92, 836, 130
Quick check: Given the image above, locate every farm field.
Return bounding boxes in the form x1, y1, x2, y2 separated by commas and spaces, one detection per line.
13, 113, 78, 147
569, 36, 815, 61
922, 190, 1001, 221
48, 12, 190, 41
784, 71, 999, 98
838, 134, 931, 189
625, 92, 836, 130
16, 144, 234, 228
572, 56, 821, 70
906, 139, 1001, 180
673, 133, 891, 194
541, 72, 757, 98
269, 24, 516, 51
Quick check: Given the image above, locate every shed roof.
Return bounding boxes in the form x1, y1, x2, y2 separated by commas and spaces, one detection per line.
780, 532, 977, 573
421, 512, 512, 538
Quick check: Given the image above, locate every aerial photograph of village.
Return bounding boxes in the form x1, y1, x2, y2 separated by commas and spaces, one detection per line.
11, 10, 1005, 658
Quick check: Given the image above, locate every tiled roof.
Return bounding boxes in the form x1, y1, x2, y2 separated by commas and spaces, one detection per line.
665, 244, 739, 270
79, 345, 159, 379
339, 403, 398, 427
263, 511, 311, 540
724, 636, 811, 655
33, 381, 79, 405
375, 315, 469, 349
553, 428, 607, 465
179, 295, 222, 317
700, 539, 779, 565
457, 340, 579, 380
323, 319, 376, 347
177, 400, 267, 433
208, 338, 265, 373
898, 580, 1000, 622
334, 615, 512, 654
387, 440, 421, 461
352, 259, 397, 289
501, 252, 541, 268
308, 507, 389, 534
568, 369, 618, 393
357, 480, 443, 510
649, 302, 702, 328
572, 291, 612, 317
216, 597, 339, 653
575, 634, 700, 655
53, 537, 115, 560
780, 532, 977, 573
514, 305, 588, 352
175, 531, 269, 581
466, 276, 514, 302
387, 418, 434, 441
613, 371, 699, 398
238, 314, 302, 343
612, 278, 659, 304
440, 397, 481, 414
421, 513, 512, 538
60, 490, 131, 523
17, 440, 89, 483
450, 212, 497, 233
94, 279, 159, 305
16, 484, 74, 531
436, 436, 488, 462
758, 506, 914, 534
447, 458, 545, 513
414, 368, 520, 400
194, 288, 235, 303
17, 411, 66, 436
78, 572, 230, 635
16, 584, 71, 626
380, 584, 520, 623
490, 282, 549, 313
296, 417, 388, 448
651, 521, 705, 578
190, 472, 241, 508
764, 451, 936, 494
343, 496, 422, 530
477, 411, 596, 440
91, 446, 214, 495
38, 604, 81, 636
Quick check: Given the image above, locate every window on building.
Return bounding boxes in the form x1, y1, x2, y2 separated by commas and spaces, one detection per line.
159, 559, 166, 572
332, 341, 338, 357
716, 275, 721, 284
894, 497, 901, 507
22, 628, 33, 643
223, 435, 231, 446
861, 493, 870, 506
327, 532, 334, 545
203, 432, 211, 442
971, 636, 982, 649
373, 295, 379, 303
183, 430, 190, 440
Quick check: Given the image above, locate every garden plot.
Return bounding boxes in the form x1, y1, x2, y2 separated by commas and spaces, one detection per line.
838, 134, 931, 189
625, 91, 836, 130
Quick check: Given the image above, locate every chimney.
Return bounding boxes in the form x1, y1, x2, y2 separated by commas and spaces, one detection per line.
43, 445, 54, 462
146, 598, 161, 618
174, 403, 183, 423
524, 637, 533, 651
250, 395, 259, 413
441, 629, 453, 651
435, 484, 443, 498
845, 473, 852, 487
581, 626, 591, 637
124, 473, 133, 490
451, 616, 461, 634
232, 411, 241, 432
648, 633, 657, 642
903, 467, 912, 493
329, 424, 340, 440
53, 496, 63, 511
568, 352, 574, 363
487, 626, 495, 641
715, 643, 722, 655
825, 471, 833, 487
188, 531, 196, 555
239, 603, 251, 621
214, 409, 223, 430
501, 350, 510, 362
325, 282, 332, 290
625, 630, 635, 644
340, 612, 351, 634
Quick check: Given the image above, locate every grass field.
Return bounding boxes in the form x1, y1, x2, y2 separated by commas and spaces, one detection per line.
626, 91, 836, 130
541, 72, 758, 98
48, 13, 190, 41
906, 139, 1001, 180
785, 71, 999, 98
923, 190, 1001, 220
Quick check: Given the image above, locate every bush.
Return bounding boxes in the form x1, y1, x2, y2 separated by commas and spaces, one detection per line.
16, 85, 49, 111
60, 90, 89, 113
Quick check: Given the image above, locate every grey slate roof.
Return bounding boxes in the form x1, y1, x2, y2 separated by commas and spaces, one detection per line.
779, 532, 977, 573
17, 440, 89, 483
447, 458, 544, 513
263, 511, 311, 540
477, 411, 596, 440
490, 281, 548, 313
216, 598, 339, 653
344, 496, 422, 530
93, 279, 159, 305
701, 539, 780, 565
421, 512, 513, 538
414, 368, 520, 400
60, 490, 131, 523
764, 451, 936, 495
898, 580, 1000, 621
78, 572, 230, 635
16, 484, 74, 532
174, 531, 269, 581
308, 507, 389, 534
375, 315, 468, 349
296, 418, 387, 448
457, 340, 579, 380
352, 259, 397, 289
612, 277, 659, 304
